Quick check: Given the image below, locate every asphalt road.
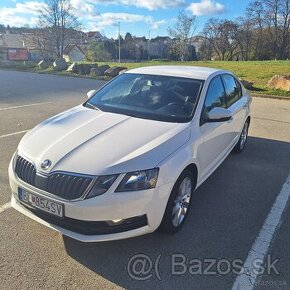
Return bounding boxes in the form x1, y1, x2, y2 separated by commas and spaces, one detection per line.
0, 70, 290, 290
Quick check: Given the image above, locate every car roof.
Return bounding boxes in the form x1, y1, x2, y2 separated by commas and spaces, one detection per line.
125, 65, 224, 80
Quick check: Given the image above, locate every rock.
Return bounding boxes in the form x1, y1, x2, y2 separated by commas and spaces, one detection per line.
82, 64, 92, 75
119, 69, 127, 75
267, 75, 290, 92
75, 64, 97, 75
105, 66, 127, 77
67, 62, 78, 73
77, 64, 85, 75
95, 65, 110, 76
90, 67, 97, 77
53, 57, 68, 71
239, 79, 254, 90
38, 60, 49, 69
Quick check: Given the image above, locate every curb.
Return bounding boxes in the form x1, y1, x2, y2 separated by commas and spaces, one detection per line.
252, 93, 290, 100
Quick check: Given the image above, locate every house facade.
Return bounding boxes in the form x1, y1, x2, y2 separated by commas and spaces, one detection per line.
63, 44, 85, 62
0, 33, 28, 61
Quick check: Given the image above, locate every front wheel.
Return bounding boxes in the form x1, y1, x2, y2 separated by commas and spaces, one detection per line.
159, 169, 194, 234
233, 120, 249, 153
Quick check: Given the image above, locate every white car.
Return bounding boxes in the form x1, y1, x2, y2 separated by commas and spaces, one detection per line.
9, 66, 251, 242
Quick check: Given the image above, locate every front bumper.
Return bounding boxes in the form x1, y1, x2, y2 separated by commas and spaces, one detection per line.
9, 161, 173, 242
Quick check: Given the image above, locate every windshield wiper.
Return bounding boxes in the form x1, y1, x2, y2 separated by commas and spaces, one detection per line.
85, 102, 99, 111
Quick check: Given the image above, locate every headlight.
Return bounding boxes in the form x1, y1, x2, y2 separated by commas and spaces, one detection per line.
116, 168, 159, 192
85, 175, 118, 199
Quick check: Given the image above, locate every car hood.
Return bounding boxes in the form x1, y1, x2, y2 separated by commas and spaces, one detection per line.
18, 105, 190, 175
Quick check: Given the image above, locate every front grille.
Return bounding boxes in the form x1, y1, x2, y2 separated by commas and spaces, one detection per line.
15, 155, 36, 186
47, 173, 93, 200
15, 155, 94, 200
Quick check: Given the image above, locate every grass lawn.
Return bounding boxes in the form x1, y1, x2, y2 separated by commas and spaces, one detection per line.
95, 60, 290, 97
1, 60, 289, 97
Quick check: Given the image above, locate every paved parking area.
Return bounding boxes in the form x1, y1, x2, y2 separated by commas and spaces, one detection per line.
0, 70, 290, 290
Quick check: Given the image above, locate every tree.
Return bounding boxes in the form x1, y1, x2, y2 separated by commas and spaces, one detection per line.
38, 0, 80, 57
0, 24, 5, 33
200, 19, 239, 61
6, 25, 11, 33
245, 0, 290, 59
168, 11, 197, 61
85, 42, 112, 62
246, 1, 265, 59
235, 16, 254, 60
124, 32, 133, 42
264, 0, 290, 59
200, 18, 219, 60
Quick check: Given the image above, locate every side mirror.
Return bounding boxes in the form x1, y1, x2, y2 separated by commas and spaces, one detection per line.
207, 107, 232, 122
87, 90, 97, 99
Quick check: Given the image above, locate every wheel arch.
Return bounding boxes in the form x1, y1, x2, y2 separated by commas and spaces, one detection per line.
182, 163, 198, 191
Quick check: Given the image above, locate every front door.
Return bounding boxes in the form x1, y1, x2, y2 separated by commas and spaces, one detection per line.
199, 76, 234, 180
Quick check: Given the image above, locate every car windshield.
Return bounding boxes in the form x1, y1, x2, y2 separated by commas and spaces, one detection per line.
84, 73, 204, 123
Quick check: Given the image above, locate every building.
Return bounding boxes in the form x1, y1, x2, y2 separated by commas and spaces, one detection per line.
0, 33, 28, 61
63, 44, 85, 62
85, 31, 109, 43
149, 36, 172, 59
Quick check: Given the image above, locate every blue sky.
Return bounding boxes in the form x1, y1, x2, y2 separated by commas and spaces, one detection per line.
0, 0, 252, 38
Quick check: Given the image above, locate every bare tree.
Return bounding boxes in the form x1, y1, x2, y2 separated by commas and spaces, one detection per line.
200, 19, 239, 61
234, 16, 254, 60
264, 0, 290, 59
246, 1, 265, 59
200, 18, 217, 60
38, 0, 80, 57
168, 11, 197, 61
23, 29, 52, 59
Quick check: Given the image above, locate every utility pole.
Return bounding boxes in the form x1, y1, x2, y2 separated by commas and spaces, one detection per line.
148, 29, 151, 61
118, 21, 121, 63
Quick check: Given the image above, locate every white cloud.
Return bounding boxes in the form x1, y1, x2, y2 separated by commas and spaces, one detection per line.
146, 18, 167, 29
84, 12, 165, 31
187, 0, 225, 16
0, 1, 45, 27
0, 0, 170, 30
120, 0, 185, 10
70, 0, 97, 18
90, 0, 185, 10
70, 0, 167, 31
7, 1, 46, 15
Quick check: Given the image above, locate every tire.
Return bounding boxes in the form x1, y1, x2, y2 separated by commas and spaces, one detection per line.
159, 169, 195, 234
233, 120, 249, 153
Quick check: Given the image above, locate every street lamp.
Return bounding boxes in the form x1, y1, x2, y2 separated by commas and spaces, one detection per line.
148, 29, 151, 61
118, 21, 121, 63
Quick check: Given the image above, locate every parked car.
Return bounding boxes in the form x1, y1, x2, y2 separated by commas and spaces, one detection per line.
9, 66, 251, 242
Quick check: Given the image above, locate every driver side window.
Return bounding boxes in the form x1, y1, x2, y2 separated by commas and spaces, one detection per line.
201, 76, 226, 125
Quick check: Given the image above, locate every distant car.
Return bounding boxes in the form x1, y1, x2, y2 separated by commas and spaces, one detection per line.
9, 66, 251, 242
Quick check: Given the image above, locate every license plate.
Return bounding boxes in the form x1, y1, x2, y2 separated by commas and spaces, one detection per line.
18, 188, 63, 218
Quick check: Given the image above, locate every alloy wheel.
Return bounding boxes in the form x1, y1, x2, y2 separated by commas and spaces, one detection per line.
172, 177, 192, 227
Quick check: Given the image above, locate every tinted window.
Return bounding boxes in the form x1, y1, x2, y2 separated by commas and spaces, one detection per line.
222, 74, 242, 107
85, 73, 203, 123
204, 76, 226, 114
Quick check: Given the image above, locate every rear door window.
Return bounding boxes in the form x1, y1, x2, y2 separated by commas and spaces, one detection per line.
221, 74, 242, 107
